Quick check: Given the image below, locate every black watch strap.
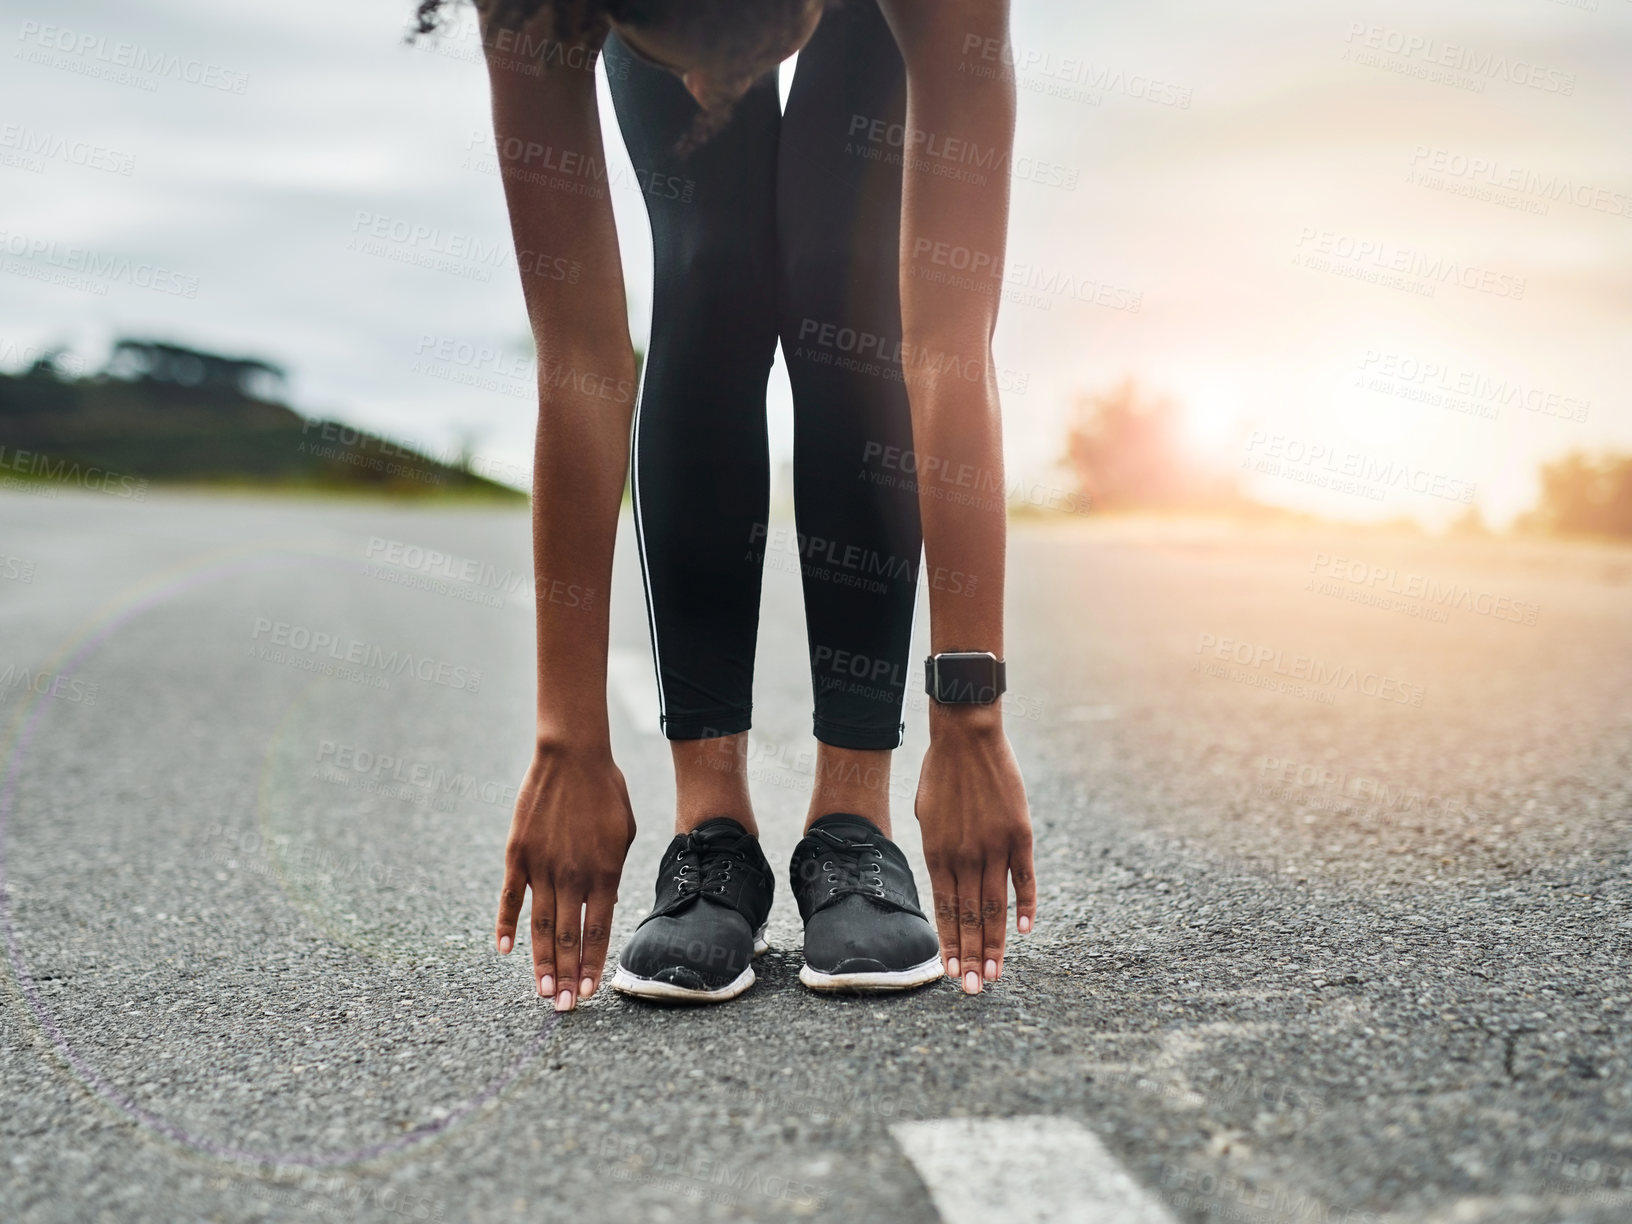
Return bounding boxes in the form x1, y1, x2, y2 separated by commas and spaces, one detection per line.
924, 652, 1007, 704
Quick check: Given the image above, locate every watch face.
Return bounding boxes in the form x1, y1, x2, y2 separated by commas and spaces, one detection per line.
929, 653, 1004, 704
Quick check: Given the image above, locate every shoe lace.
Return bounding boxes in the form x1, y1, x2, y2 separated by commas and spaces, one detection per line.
803, 828, 887, 899
670, 833, 755, 900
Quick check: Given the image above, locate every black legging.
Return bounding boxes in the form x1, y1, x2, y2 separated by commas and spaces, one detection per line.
603, 0, 919, 752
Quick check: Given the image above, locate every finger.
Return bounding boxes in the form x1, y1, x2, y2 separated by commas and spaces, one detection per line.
495, 860, 526, 955
553, 891, 583, 1012
926, 862, 960, 978
529, 880, 556, 1000
1012, 836, 1038, 936
956, 868, 984, 995
578, 887, 616, 999
980, 860, 1009, 983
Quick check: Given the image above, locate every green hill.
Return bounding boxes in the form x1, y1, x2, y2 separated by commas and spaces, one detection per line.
0, 339, 525, 500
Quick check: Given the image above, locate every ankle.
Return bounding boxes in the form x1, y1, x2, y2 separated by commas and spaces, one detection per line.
805, 744, 893, 836
672, 733, 757, 836
675, 804, 757, 836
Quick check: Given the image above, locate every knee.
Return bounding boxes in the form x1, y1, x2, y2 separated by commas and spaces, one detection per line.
645, 234, 778, 377
659, 225, 773, 305
781, 240, 898, 336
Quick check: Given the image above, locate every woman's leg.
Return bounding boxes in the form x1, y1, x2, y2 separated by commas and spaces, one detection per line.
603, 36, 783, 833
777, 0, 916, 833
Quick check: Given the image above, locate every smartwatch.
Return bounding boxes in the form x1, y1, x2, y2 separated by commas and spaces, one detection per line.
924, 651, 1007, 705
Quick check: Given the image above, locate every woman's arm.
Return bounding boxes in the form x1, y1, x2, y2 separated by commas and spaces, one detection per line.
481, 16, 638, 1010
877, 0, 1037, 993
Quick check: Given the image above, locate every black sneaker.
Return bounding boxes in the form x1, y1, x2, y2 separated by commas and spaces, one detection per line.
790, 814, 943, 992
611, 817, 774, 1003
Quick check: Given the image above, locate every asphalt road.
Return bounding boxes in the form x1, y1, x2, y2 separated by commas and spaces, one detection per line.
2, 489, 1629, 1224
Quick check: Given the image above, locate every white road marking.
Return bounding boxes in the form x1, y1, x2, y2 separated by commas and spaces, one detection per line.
608, 646, 662, 737
892, 1116, 1178, 1224
1413, 1193, 1632, 1222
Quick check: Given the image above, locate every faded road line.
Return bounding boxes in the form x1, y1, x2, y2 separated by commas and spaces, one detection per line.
892, 1116, 1178, 1224
608, 646, 661, 737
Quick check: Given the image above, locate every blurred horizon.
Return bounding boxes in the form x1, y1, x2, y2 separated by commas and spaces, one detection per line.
2, 0, 1629, 529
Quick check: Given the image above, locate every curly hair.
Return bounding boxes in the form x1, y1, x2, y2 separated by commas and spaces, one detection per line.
412, 0, 829, 76
413, 0, 831, 149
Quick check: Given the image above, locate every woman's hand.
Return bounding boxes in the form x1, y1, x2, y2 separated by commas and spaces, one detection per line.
496, 741, 636, 1011
915, 706, 1036, 995
479, 0, 639, 1012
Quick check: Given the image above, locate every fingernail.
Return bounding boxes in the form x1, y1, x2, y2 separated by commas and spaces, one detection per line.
555, 989, 574, 1012
1018, 916, 1031, 934
984, 959, 998, 981
947, 957, 960, 978
963, 970, 980, 995
580, 977, 593, 998
538, 975, 553, 998
498, 936, 512, 955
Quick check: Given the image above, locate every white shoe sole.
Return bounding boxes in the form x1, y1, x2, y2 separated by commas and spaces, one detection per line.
798, 953, 945, 993
609, 925, 769, 1004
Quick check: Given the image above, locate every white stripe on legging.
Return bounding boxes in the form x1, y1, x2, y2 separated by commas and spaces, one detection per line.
626, 337, 667, 733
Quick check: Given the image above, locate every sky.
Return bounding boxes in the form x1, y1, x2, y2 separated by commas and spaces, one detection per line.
2, 0, 1629, 526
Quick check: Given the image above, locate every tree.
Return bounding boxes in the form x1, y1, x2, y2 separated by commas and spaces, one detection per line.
1522, 452, 1632, 538
1064, 378, 1241, 511
104, 339, 288, 401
